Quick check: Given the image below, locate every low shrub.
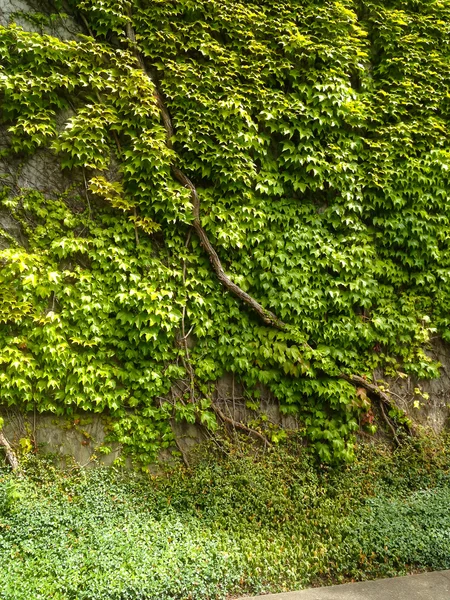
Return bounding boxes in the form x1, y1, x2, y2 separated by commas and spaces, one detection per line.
0, 436, 450, 599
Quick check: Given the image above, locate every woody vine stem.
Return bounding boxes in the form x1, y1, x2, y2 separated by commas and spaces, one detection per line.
74, 14, 409, 446
124, 19, 410, 439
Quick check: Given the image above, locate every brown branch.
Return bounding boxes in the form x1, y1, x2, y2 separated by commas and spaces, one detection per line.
340, 373, 394, 406
79, 12, 94, 38
171, 166, 287, 328
0, 431, 19, 470
123, 23, 288, 330
133, 207, 140, 246
82, 168, 92, 219
95, 17, 414, 444
212, 403, 271, 447
378, 399, 400, 447
340, 373, 412, 437
179, 232, 195, 401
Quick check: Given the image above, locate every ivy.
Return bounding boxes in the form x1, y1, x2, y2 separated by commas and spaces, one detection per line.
0, 0, 450, 463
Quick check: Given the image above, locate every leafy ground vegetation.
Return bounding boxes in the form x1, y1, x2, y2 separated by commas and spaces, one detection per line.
1, 0, 450, 463
1, 437, 450, 599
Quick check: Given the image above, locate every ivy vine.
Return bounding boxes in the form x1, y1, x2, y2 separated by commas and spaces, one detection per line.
0, 0, 449, 463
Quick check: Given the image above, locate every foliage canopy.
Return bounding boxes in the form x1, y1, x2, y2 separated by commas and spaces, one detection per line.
0, 0, 450, 462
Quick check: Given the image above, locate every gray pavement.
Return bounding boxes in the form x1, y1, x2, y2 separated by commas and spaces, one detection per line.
239, 570, 450, 600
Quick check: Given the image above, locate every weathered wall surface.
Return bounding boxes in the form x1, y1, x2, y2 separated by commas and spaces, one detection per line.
0, 0, 79, 36
0, 374, 291, 467
382, 340, 450, 433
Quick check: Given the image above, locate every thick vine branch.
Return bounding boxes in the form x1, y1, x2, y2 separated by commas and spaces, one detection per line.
212, 402, 271, 447
121, 19, 411, 441
124, 24, 286, 329
172, 167, 286, 328
340, 373, 412, 437
379, 400, 401, 447
340, 373, 397, 409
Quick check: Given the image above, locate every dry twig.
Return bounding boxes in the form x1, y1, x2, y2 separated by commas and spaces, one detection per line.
212, 403, 271, 447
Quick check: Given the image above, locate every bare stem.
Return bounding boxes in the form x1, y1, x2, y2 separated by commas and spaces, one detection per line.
212, 402, 271, 447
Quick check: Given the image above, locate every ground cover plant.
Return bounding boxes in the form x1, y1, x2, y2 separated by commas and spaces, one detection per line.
1, 0, 450, 464
1, 437, 450, 599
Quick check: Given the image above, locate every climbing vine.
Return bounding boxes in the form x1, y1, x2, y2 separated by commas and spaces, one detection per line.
0, 0, 450, 463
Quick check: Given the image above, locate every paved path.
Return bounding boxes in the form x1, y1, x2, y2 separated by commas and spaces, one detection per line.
239, 570, 450, 600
